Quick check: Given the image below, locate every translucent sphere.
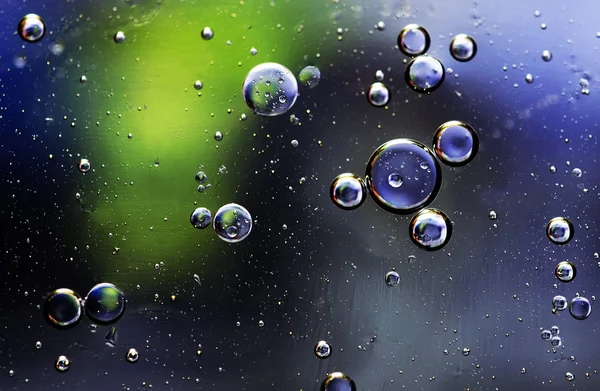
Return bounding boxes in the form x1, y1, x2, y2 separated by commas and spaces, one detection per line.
397, 24, 431, 56
113, 31, 126, 44
242, 62, 298, 116
194, 80, 203, 90
569, 296, 591, 320
541, 329, 551, 341
365, 139, 442, 214
201, 27, 214, 40
55, 355, 71, 372
550, 335, 562, 347
84, 283, 126, 325
44, 288, 83, 328
432, 120, 479, 166
214, 131, 223, 141
541, 50, 552, 62
321, 372, 357, 391
314, 340, 331, 359
18, 14, 46, 43
565, 372, 574, 382
299, 66, 321, 89
195, 171, 208, 184
126, 348, 139, 363
449, 34, 477, 62
546, 217, 574, 244
555, 261, 576, 283
405, 55, 445, 93
78, 158, 91, 173
550, 326, 559, 336
213, 203, 252, 243
385, 271, 400, 286
409, 208, 452, 251
330, 173, 367, 210
552, 295, 568, 311
190, 207, 212, 229
367, 82, 390, 107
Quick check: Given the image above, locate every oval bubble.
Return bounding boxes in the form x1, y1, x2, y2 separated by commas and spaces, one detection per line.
213, 203, 253, 243
409, 208, 452, 251
84, 283, 126, 325
552, 295, 568, 311
432, 120, 479, 167
44, 288, 83, 329
242, 63, 298, 116
330, 173, 367, 210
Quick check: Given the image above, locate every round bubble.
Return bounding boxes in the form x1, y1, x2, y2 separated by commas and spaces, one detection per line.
330, 173, 367, 210
546, 217, 574, 245
126, 348, 139, 363
569, 296, 591, 320
194, 80, 203, 90
433, 120, 479, 166
213, 203, 253, 243
552, 295, 568, 311
190, 207, 212, 229
397, 24, 430, 56
201, 27, 214, 40
409, 208, 452, 251
44, 288, 83, 328
449, 34, 477, 62
84, 283, 126, 325
18, 14, 46, 43
405, 55, 445, 93
242, 62, 298, 116
365, 139, 442, 214
195, 171, 208, 184
78, 158, 91, 173
113, 31, 126, 44
550, 335, 562, 347
55, 355, 70, 372
321, 372, 357, 391
314, 340, 331, 359
367, 82, 390, 107
541, 50, 552, 62
385, 271, 400, 286
550, 326, 559, 336
555, 261, 576, 282
541, 329, 551, 341
299, 66, 321, 89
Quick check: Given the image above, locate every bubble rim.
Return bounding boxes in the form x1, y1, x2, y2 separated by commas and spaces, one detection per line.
365, 138, 443, 215
329, 173, 367, 210
432, 120, 479, 167
546, 217, 574, 245
397, 24, 431, 57
43, 288, 83, 329
408, 207, 453, 251
83, 282, 126, 325
17, 14, 46, 43
404, 55, 446, 94
449, 33, 478, 62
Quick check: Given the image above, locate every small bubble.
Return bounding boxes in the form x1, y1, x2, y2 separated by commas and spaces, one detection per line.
314, 340, 332, 358
55, 355, 71, 372
547, 217, 574, 245
250, 47, 258, 55
541, 50, 552, 62
258, 320, 264, 327
462, 348, 471, 356
385, 271, 400, 286
126, 348, 139, 363
35, 341, 42, 349
374, 70, 385, 81
488, 210, 497, 220
18, 14, 46, 43
449, 34, 477, 62
572, 168, 582, 177
555, 261, 576, 283
525, 74, 534, 84
291, 139, 299, 147
113, 31, 126, 44
565, 372, 574, 382
194, 80, 203, 90
397, 24, 430, 56
367, 82, 390, 107
201, 27, 214, 40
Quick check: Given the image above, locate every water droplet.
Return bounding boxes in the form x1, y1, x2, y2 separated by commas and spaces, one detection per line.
214, 131, 223, 141
397, 24, 431, 56
314, 340, 332, 359
565, 372, 574, 382
365, 139, 441, 214
367, 82, 390, 107
321, 372, 357, 391
78, 158, 91, 173
541, 329, 551, 340
84, 283, 126, 325
126, 348, 139, 363
299, 66, 321, 89
552, 295, 568, 311
387, 173, 403, 188
385, 271, 400, 286
243, 63, 298, 116
330, 173, 367, 210
190, 207, 212, 229
43, 288, 82, 328
409, 208, 452, 251
550, 326, 559, 336
405, 55, 445, 93
449, 34, 477, 62
113, 31, 126, 44
432, 120, 479, 166
547, 217, 574, 245
541, 50, 552, 62
201, 27, 214, 40
374, 70, 385, 81
18, 14, 46, 43
213, 203, 252, 243
194, 80, 203, 90
462, 348, 471, 356
555, 261, 576, 283
570, 296, 591, 320
55, 355, 70, 372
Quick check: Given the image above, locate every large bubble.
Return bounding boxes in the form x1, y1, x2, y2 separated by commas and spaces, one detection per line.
365, 139, 442, 214
321, 372, 357, 391
213, 203, 253, 243
330, 173, 367, 210
43, 288, 83, 328
432, 121, 479, 166
449, 34, 477, 62
409, 208, 452, 250
84, 283, 126, 325
546, 217, 574, 245
397, 24, 430, 57
569, 296, 591, 320
18, 14, 46, 43
242, 63, 298, 116
190, 207, 212, 229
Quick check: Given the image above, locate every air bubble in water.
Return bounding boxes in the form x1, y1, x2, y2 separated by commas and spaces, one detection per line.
546, 217, 574, 245
55, 355, 70, 372
385, 271, 400, 286
84, 283, 126, 325
553, 295, 568, 311
195, 171, 208, 184
405, 55, 445, 93
555, 261, 576, 283
213, 203, 252, 243
565, 372, 574, 382
44, 288, 82, 328
190, 207, 212, 229
397, 24, 430, 56
488, 211, 497, 220
432, 120, 479, 166
194, 80, 203, 90
374, 70, 384, 81
201, 27, 214, 40
569, 296, 591, 320
330, 173, 367, 210
299, 66, 321, 89
550, 326, 559, 336
214, 131, 223, 141
243, 63, 298, 116
314, 340, 332, 359
572, 168, 582, 177
541, 329, 551, 340
449, 34, 477, 62
78, 158, 91, 173
113, 31, 126, 44
321, 372, 357, 391
367, 82, 390, 107
18, 14, 46, 43
409, 208, 452, 251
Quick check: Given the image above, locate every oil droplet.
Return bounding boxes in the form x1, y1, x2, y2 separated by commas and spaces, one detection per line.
365, 139, 441, 214
405, 55, 445, 93
555, 261, 576, 283
385, 271, 400, 286
299, 66, 321, 89
190, 207, 212, 229
78, 158, 91, 173
449, 34, 477, 62
367, 82, 390, 107
43, 288, 82, 328
321, 372, 357, 391
201, 27, 214, 40
541, 50, 552, 62
55, 355, 70, 372
213, 203, 253, 243
397, 24, 431, 56
409, 208, 452, 251
546, 217, 574, 245
126, 348, 139, 363
314, 340, 332, 359
570, 296, 591, 320
18, 14, 46, 43
113, 31, 126, 44
330, 173, 367, 210
243, 63, 298, 116
84, 283, 126, 325
552, 295, 568, 311
432, 120, 479, 166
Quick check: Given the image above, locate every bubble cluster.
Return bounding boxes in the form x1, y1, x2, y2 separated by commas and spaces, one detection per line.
546, 217, 574, 245
242, 62, 298, 116
314, 340, 332, 359
84, 283, 126, 325
405, 55, 445, 93
330, 173, 367, 210
385, 271, 400, 286
555, 261, 576, 283
552, 295, 568, 311
299, 66, 321, 89
367, 82, 390, 107
190, 207, 212, 229
570, 296, 591, 320
409, 208, 452, 251
432, 121, 479, 166
44, 288, 83, 328
213, 203, 253, 243
365, 139, 441, 214
397, 24, 430, 56
321, 372, 357, 391
449, 34, 477, 62
18, 14, 46, 43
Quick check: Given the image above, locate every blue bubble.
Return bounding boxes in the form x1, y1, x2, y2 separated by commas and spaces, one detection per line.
190, 207, 212, 229
330, 173, 366, 210
405, 55, 445, 93
569, 297, 591, 320
84, 283, 126, 325
409, 208, 452, 251
433, 121, 479, 167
